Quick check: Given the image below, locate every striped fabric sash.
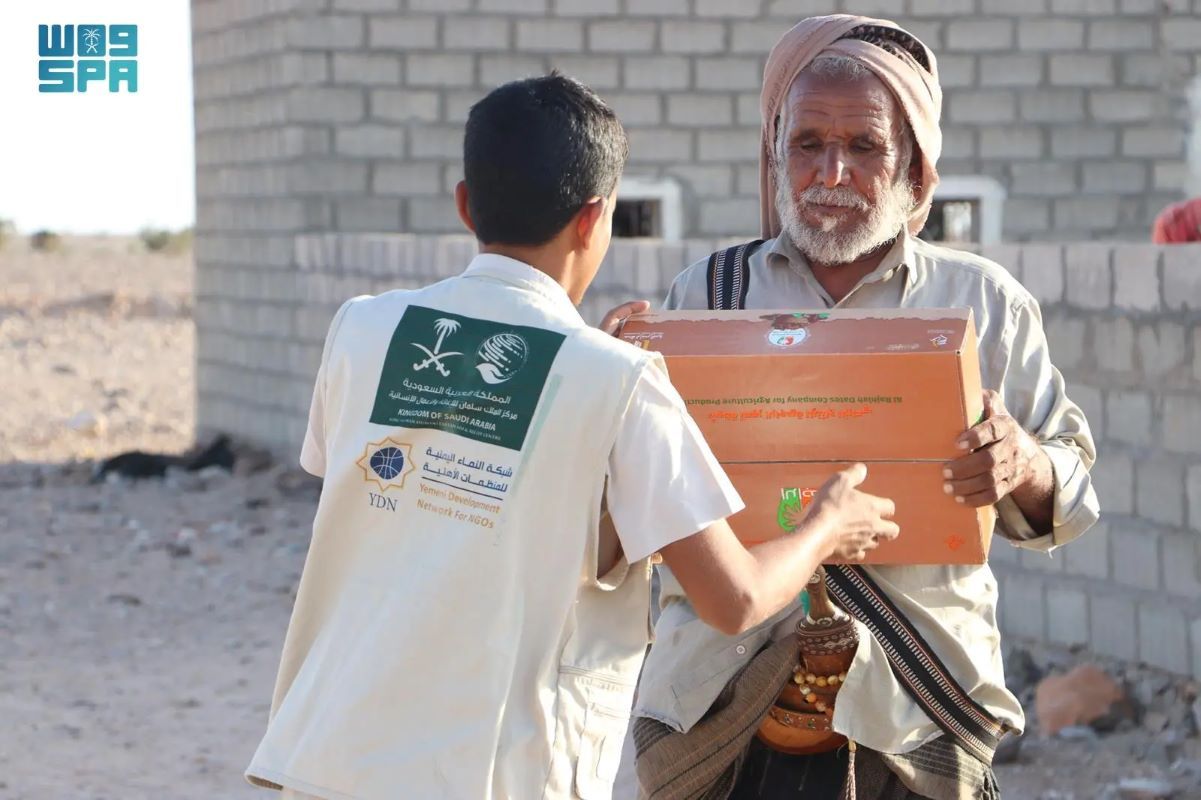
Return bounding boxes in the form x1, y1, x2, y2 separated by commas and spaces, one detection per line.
704, 241, 1005, 767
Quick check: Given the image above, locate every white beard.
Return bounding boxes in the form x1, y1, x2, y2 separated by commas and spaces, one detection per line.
775, 167, 916, 266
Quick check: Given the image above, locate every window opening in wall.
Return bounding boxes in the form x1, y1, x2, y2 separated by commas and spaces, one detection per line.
614, 176, 682, 240
920, 176, 1006, 246
613, 199, 660, 238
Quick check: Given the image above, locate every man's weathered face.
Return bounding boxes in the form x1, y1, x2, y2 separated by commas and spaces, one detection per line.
774, 67, 916, 266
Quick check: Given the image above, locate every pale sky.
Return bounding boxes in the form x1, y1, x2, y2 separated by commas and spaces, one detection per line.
0, 2, 195, 234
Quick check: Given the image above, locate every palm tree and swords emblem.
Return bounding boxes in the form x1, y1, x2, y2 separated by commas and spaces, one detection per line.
410, 316, 531, 384
412, 317, 462, 376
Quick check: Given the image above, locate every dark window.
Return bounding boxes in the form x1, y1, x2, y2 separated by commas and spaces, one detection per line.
920, 199, 978, 244
613, 199, 660, 238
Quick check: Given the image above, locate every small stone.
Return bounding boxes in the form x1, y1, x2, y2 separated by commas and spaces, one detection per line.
1145, 711, 1171, 734
65, 410, 106, 436
1117, 777, 1175, 799
1057, 725, 1100, 742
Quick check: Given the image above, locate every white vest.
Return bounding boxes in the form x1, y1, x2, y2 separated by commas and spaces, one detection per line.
247, 255, 655, 800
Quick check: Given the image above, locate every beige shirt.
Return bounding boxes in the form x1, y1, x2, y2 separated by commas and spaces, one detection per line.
634, 232, 1100, 754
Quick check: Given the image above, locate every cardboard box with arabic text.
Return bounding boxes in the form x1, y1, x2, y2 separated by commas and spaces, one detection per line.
619, 308, 995, 565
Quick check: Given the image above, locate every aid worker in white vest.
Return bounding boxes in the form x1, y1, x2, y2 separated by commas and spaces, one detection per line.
245, 74, 899, 800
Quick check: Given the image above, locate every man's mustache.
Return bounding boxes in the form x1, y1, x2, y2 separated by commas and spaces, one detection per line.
797, 186, 870, 211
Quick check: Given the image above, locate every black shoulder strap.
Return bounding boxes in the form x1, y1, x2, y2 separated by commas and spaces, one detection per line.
705, 239, 765, 311
825, 564, 1007, 765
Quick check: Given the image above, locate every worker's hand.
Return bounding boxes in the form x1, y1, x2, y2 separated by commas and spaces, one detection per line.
805, 464, 899, 561
943, 390, 1045, 507
598, 300, 650, 337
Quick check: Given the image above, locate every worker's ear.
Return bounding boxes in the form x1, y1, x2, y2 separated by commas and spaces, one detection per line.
455, 181, 476, 236
574, 196, 608, 252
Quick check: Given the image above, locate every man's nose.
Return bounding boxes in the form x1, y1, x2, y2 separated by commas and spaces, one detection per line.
818, 148, 847, 188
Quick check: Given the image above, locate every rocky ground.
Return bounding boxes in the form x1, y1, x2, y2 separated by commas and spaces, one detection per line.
2, 236, 1201, 799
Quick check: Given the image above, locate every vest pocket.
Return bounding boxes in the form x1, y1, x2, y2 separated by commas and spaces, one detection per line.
574, 703, 629, 800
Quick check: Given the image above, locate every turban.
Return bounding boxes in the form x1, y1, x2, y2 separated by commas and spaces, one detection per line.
1151, 198, 1201, 244
758, 15, 943, 240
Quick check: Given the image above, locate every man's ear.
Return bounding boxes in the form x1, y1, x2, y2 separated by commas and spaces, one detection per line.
454, 181, 476, 235
574, 197, 606, 251
908, 143, 923, 201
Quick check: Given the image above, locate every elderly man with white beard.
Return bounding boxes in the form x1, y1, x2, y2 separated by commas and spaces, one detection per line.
621, 15, 1100, 800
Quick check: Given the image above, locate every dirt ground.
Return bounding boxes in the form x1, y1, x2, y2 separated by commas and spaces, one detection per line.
2, 237, 1200, 799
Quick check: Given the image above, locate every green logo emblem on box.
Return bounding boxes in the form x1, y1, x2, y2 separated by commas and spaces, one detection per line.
370, 305, 565, 451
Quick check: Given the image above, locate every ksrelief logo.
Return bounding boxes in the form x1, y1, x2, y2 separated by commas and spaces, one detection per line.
39, 24, 139, 93
475, 332, 529, 385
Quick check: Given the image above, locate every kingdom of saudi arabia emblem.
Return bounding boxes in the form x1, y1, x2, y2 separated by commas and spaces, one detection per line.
357, 437, 416, 492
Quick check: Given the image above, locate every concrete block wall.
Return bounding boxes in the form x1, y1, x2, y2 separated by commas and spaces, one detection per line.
195, 0, 1201, 248
272, 234, 1201, 674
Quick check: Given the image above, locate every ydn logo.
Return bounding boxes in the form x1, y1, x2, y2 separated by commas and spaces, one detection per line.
39, 24, 138, 93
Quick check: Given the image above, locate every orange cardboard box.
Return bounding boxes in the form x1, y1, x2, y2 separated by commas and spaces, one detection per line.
619, 308, 996, 565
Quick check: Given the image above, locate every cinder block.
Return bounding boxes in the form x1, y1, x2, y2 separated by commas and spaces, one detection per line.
622, 56, 690, 90
736, 93, 761, 126
554, 0, 618, 14
1012, 163, 1076, 196
1121, 53, 1178, 88
1017, 18, 1085, 50
408, 198, 462, 233
979, 128, 1041, 158
1064, 244, 1113, 310
1002, 199, 1051, 238
516, 20, 584, 52
1050, 127, 1118, 159
667, 165, 734, 197
1137, 321, 1186, 378
443, 18, 511, 51
731, 20, 790, 54
1050, 54, 1116, 87
1095, 315, 1134, 373
947, 91, 1017, 124
286, 15, 364, 49
1162, 532, 1201, 599
477, 0, 547, 10
1122, 127, 1186, 158
626, 128, 693, 163
478, 55, 546, 85
1189, 465, 1201, 533
1154, 162, 1188, 192
1092, 450, 1133, 515
604, 93, 663, 125
1111, 245, 1162, 312
292, 160, 370, 195
1110, 525, 1161, 590
1046, 586, 1090, 646
698, 129, 758, 162
942, 129, 976, 160
694, 0, 761, 15
1020, 244, 1064, 304
549, 56, 620, 89
1163, 246, 1201, 311
334, 197, 402, 233
373, 163, 440, 196
625, 0, 689, 14
1054, 197, 1120, 231
1107, 389, 1152, 446
1063, 520, 1110, 579
1082, 162, 1148, 195
997, 573, 1047, 640
937, 55, 976, 89
1090, 591, 1137, 660
368, 88, 439, 123
1161, 18, 1201, 49
982, 0, 1047, 10
1163, 395, 1201, 455
409, 126, 463, 159
1138, 458, 1186, 528
911, 0, 972, 14
588, 20, 656, 52
699, 199, 759, 237
1139, 603, 1191, 674
946, 20, 1015, 52
335, 125, 404, 158
661, 21, 726, 54
694, 58, 763, 91
332, 0, 401, 10
406, 54, 474, 88
979, 54, 1044, 87
667, 95, 734, 127
1045, 316, 1087, 370
287, 88, 365, 123
1021, 90, 1087, 124
1088, 20, 1155, 51
1053, 0, 1117, 11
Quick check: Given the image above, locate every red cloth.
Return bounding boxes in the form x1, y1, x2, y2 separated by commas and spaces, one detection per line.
1152, 198, 1201, 243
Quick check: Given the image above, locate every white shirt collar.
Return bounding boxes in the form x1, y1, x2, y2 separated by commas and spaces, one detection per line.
461, 253, 580, 317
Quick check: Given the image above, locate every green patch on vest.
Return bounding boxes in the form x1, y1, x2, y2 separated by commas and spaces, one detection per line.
370, 305, 565, 451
